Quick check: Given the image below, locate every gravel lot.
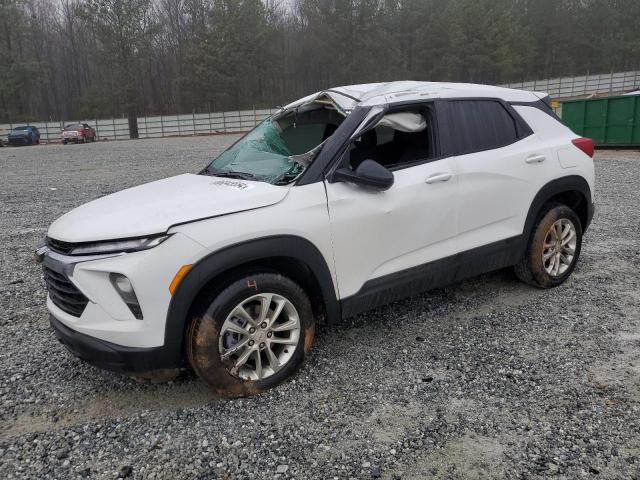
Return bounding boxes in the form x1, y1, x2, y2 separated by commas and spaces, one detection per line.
1, 138, 639, 480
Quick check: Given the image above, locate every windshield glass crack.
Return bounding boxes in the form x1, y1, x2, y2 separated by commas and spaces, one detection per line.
201, 99, 346, 185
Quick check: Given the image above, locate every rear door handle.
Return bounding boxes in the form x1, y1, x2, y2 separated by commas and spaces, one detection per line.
425, 173, 453, 184
525, 154, 546, 164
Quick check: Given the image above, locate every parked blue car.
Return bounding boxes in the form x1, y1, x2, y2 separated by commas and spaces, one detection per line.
8, 126, 40, 146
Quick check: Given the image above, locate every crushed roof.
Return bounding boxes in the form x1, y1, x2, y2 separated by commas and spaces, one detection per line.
284, 81, 546, 113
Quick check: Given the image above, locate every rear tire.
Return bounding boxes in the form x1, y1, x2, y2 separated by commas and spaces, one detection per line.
186, 273, 315, 397
515, 204, 582, 288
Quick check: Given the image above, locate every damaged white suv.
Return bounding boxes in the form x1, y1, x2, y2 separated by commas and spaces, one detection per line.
37, 81, 595, 396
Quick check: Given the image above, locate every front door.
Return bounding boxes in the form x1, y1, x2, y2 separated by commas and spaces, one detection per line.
323, 103, 458, 313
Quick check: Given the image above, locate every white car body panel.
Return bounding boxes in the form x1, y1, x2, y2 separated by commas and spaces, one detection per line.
53, 233, 208, 347
324, 158, 458, 297
281, 81, 548, 114
514, 106, 595, 200
174, 182, 339, 297
48, 173, 290, 242
454, 135, 559, 253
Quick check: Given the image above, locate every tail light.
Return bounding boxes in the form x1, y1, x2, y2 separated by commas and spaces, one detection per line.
572, 137, 594, 158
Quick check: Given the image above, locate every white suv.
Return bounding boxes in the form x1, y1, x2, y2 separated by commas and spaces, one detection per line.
37, 82, 595, 396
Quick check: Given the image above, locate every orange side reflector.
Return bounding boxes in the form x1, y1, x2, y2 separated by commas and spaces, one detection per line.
169, 264, 192, 296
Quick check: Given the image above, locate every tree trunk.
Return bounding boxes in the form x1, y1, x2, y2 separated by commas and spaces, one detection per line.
128, 111, 139, 139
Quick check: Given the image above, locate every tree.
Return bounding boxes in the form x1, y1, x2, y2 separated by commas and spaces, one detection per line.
1, 0, 639, 123
81, 0, 156, 135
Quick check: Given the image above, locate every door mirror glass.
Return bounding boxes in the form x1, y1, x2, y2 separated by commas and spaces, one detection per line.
333, 159, 394, 191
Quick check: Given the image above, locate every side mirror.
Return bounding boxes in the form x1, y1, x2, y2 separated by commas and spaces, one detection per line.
333, 159, 394, 191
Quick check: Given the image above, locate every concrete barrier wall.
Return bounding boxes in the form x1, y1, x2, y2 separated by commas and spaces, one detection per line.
0, 108, 278, 143
499, 70, 640, 100
2, 70, 638, 144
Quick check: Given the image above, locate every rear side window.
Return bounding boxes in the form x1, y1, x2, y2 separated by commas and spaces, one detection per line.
448, 100, 525, 155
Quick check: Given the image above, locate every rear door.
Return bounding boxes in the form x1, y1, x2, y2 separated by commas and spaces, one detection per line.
445, 99, 554, 253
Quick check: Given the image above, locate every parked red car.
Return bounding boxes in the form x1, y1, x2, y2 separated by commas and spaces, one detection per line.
62, 123, 96, 144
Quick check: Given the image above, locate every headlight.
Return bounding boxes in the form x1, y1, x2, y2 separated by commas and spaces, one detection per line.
69, 235, 170, 256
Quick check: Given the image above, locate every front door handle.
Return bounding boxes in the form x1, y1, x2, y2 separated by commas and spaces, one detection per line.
525, 154, 546, 164
425, 173, 453, 184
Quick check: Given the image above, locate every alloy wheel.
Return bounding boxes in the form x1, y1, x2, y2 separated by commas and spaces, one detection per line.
542, 218, 577, 277
219, 293, 301, 381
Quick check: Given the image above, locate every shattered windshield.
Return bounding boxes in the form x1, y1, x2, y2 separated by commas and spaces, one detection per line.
202, 119, 307, 185
202, 96, 347, 185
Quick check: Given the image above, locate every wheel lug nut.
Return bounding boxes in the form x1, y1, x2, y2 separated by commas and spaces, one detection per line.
267, 332, 272, 338
248, 340, 255, 346
259, 342, 265, 349
260, 322, 268, 329
249, 327, 256, 334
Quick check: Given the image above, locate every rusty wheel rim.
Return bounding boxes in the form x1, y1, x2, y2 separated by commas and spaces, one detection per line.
542, 218, 577, 277
219, 293, 301, 381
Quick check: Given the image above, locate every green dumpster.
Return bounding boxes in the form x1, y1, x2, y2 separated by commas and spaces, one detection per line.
561, 95, 640, 147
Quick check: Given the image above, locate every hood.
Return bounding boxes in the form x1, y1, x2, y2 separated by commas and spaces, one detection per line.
48, 173, 290, 243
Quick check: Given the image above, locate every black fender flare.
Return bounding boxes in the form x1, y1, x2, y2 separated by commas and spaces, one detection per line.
162, 235, 340, 364
522, 175, 594, 242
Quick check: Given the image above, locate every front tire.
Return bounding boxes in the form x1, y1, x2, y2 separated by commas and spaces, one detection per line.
186, 273, 315, 397
515, 204, 583, 288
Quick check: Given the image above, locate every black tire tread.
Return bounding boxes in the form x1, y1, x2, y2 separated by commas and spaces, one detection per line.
515, 203, 582, 289
186, 272, 315, 397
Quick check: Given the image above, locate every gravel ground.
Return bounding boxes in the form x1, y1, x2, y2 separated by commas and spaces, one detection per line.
1, 138, 639, 480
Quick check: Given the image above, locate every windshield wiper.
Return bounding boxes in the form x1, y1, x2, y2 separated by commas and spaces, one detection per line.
275, 172, 300, 185
206, 169, 258, 181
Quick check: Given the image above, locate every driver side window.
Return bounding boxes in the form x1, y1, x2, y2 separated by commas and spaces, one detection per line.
343, 104, 438, 171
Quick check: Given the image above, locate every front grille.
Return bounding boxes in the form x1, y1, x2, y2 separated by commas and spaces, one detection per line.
46, 237, 75, 255
43, 267, 89, 317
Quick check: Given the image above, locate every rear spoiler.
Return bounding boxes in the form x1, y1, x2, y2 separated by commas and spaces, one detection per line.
511, 94, 561, 121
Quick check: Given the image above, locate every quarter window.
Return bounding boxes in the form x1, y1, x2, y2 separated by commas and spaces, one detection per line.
449, 100, 522, 155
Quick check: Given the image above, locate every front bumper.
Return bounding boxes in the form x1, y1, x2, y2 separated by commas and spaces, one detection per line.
37, 232, 209, 373
8, 136, 30, 145
50, 314, 172, 373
